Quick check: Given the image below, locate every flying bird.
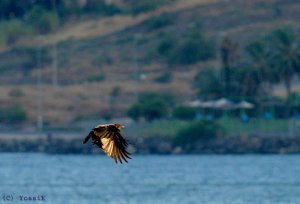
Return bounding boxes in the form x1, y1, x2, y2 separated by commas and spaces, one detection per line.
83, 124, 131, 163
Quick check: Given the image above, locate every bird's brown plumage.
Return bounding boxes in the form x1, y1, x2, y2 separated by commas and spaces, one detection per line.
82, 124, 131, 163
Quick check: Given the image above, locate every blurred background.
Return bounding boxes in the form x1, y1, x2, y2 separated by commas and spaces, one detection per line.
0, 1, 300, 203
0, 0, 300, 154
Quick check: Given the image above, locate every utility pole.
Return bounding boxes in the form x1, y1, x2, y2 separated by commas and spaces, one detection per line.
52, 0, 58, 88
37, 36, 44, 134
52, 43, 58, 87
133, 33, 142, 100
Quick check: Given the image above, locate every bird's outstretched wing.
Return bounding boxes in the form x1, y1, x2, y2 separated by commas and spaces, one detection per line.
84, 124, 131, 163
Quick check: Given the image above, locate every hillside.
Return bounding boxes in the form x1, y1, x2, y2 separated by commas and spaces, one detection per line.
0, 0, 300, 126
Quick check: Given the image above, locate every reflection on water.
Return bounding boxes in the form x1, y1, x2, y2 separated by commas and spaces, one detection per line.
0, 153, 299, 204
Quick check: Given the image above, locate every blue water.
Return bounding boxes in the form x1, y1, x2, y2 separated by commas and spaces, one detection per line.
0, 154, 299, 204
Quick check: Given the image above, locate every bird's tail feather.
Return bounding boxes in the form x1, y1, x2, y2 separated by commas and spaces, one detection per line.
82, 132, 92, 144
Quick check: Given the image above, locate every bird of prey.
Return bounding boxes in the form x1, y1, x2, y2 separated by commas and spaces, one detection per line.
83, 124, 131, 163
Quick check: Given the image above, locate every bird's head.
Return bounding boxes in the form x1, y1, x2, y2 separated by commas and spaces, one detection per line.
114, 124, 125, 129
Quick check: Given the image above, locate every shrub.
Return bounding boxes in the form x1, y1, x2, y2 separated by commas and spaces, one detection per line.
173, 106, 196, 120
169, 35, 216, 65
83, 1, 121, 16
0, 19, 33, 45
0, 46, 34, 75
9, 88, 24, 98
176, 40, 202, 64
0, 105, 27, 124
127, 103, 143, 121
156, 28, 216, 65
143, 98, 169, 121
138, 92, 175, 107
193, 67, 223, 99
25, 6, 59, 34
146, 14, 173, 30
128, 0, 168, 15
0, 45, 50, 75
111, 86, 121, 97
157, 33, 176, 56
173, 121, 223, 149
85, 74, 105, 82
0, 1, 30, 19
127, 92, 174, 121
154, 72, 172, 83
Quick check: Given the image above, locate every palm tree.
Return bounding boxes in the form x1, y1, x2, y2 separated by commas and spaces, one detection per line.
246, 40, 278, 94
220, 37, 239, 97
268, 26, 300, 97
194, 68, 223, 100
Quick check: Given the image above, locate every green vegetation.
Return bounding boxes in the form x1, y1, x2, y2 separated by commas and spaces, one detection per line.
0, 0, 300, 129
242, 26, 300, 100
173, 33, 215, 65
0, 19, 33, 45
127, 93, 174, 121
193, 25, 300, 106
146, 14, 174, 30
84, 74, 105, 83
0, 0, 172, 45
172, 106, 197, 120
82, 1, 121, 16
0, 0, 122, 21
0, 46, 50, 75
173, 121, 223, 149
0, 0, 171, 28
157, 27, 216, 65
154, 72, 172, 83
267, 26, 300, 97
8, 88, 24, 98
25, 5, 59, 34
194, 67, 223, 99
125, 120, 189, 138
127, 0, 170, 15
156, 32, 176, 56
125, 118, 289, 140
0, 105, 27, 124
218, 118, 289, 134
127, 104, 143, 122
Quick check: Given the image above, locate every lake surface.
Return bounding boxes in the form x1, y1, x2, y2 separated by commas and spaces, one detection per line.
0, 153, 299, 204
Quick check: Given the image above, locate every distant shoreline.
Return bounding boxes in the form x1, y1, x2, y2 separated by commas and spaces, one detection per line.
0, 132, 300, 154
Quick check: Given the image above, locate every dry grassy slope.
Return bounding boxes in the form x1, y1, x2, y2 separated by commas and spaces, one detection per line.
21, 0, 219, 46
1, 0, 300, 125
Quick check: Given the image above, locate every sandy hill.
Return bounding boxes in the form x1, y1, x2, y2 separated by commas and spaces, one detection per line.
0, 0, 299, 125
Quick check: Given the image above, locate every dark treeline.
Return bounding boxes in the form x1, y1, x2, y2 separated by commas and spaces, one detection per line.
0, 0, 120, 20
0, 0, 171, 22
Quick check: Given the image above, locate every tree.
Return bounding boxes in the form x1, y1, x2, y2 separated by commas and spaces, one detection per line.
173, 121, 223, 151
268, 26, 300, 97
193, 67, 223, 100
220, 37, 239, 97
245, 26, 300, 117
159, 26, 215, 66
175, 27, 215, 65
127, 92, 173, 121
246, 40, 272, 81
0, 105, 27, 124
25, 5, 59, 34
143, 98, 169, 121
109, 86, 121, 116
245, 40, 277, 96
173, 106, 196, 120
127, 104, 143, 122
